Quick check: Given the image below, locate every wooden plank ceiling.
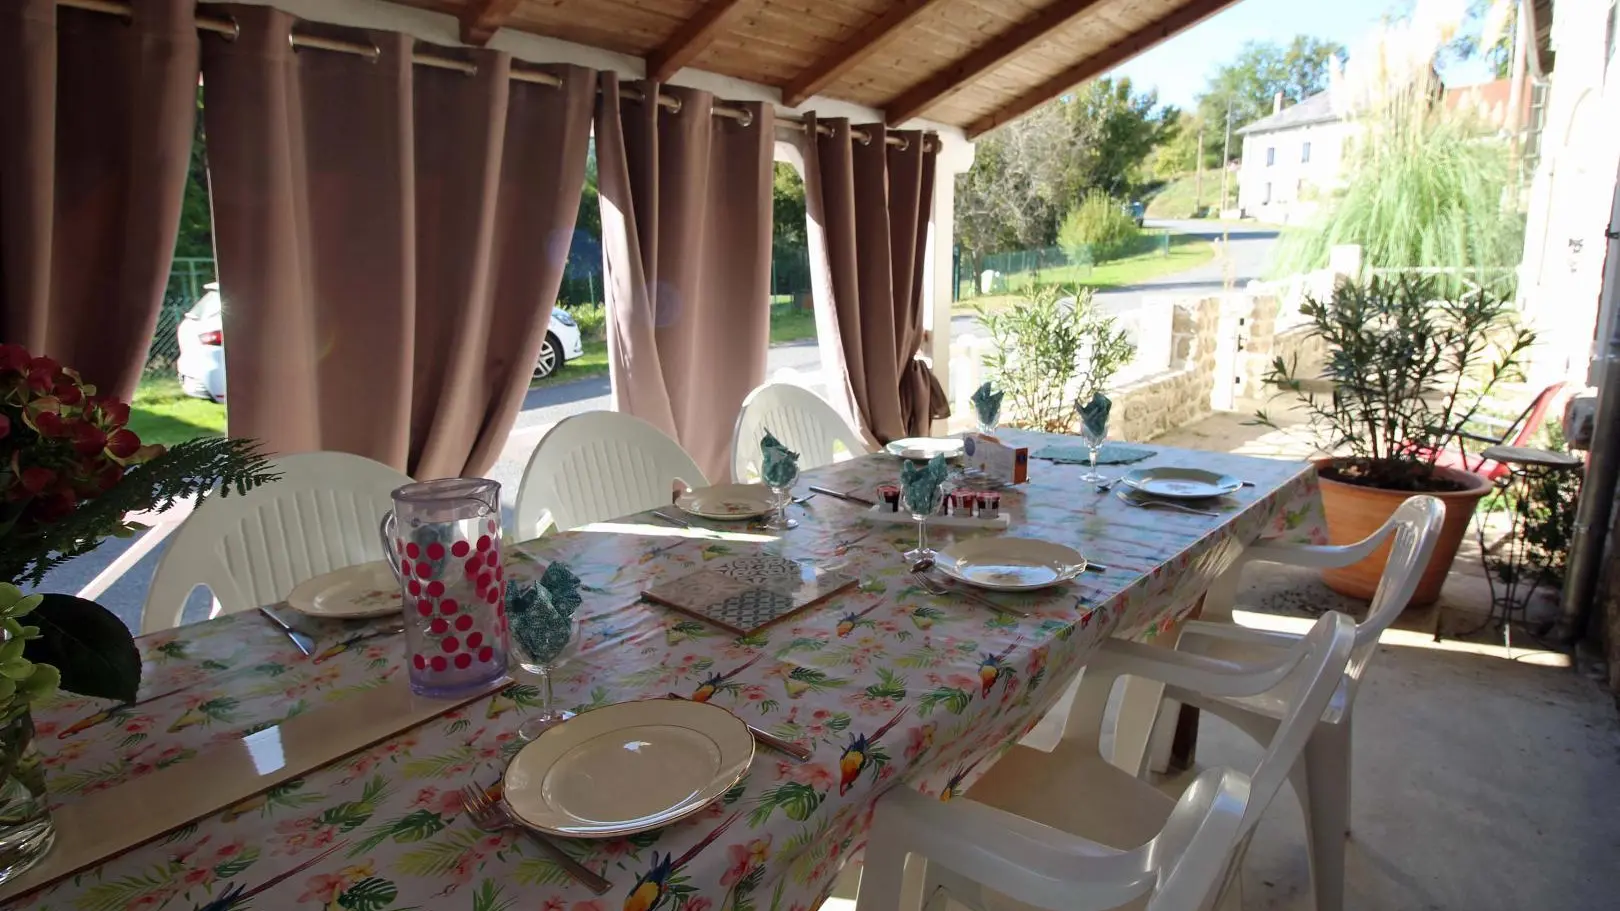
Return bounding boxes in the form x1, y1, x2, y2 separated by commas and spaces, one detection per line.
403, 0, 1240, 137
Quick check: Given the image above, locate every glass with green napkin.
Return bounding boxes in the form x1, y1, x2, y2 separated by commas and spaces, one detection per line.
900, 454, 950, 563
506, 561, 583, 740
1076, 393, 1112, 483
970, 382, 1004, 434
760, 430, 801, 530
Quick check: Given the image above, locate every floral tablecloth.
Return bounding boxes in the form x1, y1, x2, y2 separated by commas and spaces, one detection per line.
18, 436, 1323, 911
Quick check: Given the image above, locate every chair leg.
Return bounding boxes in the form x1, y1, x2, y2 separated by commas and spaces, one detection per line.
857, 817, 926, 911
1302, 729, 1350, 911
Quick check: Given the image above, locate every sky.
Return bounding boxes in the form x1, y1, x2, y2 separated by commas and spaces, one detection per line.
1107, 0, 1496, 109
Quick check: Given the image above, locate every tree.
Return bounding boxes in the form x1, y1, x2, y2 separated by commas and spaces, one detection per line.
1440, 0, 1516, 80
1196, 35, 1347, 156
1057, 77, 1178, 198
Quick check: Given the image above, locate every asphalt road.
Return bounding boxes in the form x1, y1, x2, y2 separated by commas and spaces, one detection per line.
51, 219, 1278, 631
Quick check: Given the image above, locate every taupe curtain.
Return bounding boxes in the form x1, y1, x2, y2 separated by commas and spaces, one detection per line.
200, 6, 592, 478
595, 76, 774, 483
0, 0, 197, 401
802, 116, 945, 444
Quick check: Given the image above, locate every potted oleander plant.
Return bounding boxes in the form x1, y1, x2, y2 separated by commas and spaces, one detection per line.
0, 344, 274, 884
1257, 274, 1534, 605
977, 285, 1135, 433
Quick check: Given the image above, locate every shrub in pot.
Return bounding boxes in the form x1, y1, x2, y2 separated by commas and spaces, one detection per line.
1257, 274, 1534, 605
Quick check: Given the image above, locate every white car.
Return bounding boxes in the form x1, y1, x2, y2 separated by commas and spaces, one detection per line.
177, 284, 586, 400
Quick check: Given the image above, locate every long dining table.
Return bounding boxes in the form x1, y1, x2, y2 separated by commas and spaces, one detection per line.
13, 431, 1325, 911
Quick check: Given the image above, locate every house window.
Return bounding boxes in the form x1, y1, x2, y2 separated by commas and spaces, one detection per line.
1263, 182, 1272, 204
1266, 147, 1275, 167
1301, 141, 1312, 163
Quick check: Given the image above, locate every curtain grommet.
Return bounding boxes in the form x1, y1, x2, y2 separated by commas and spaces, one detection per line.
668, 96, 683, 114
893, 136, 910, 151
735, 109, 754, 128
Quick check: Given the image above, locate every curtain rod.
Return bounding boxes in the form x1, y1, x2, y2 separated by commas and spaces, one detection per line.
58, 0, 932, 151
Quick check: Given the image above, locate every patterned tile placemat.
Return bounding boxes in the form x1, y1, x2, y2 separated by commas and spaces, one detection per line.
640, 554, 856, 635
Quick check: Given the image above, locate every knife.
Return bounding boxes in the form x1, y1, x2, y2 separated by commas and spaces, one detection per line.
807, 486, 875, 507
313, 624, 406, 664
666, 693, 814, 761
258, 606, 316, 657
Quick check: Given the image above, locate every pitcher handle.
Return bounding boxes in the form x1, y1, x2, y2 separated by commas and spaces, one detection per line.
379, 510, 401, 583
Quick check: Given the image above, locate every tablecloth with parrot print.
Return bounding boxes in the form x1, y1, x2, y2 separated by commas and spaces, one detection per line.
17, 436, 1325, 911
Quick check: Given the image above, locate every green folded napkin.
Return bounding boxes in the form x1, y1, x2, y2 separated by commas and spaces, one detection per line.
970, 382, 1003, 428
1031, 442, 1157, 465
900, 453, 949, 515
506, 561, 581, 664
760, 430, 800, 489
1076, 392, 1112, 438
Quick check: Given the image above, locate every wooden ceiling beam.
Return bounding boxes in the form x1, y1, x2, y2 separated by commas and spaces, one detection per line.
780, 0, 947, 108
646, 0, 753, 83
459, 0, 523, 46
883, 0, 1110, 126
965, 0, 1240, 139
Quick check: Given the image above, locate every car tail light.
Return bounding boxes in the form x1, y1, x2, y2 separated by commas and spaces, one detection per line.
198, 329, 223, 346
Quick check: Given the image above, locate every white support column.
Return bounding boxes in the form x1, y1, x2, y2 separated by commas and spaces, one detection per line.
929, 137, 976, 433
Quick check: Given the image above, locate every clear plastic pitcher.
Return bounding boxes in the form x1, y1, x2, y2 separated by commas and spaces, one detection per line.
379, 478, 509, 697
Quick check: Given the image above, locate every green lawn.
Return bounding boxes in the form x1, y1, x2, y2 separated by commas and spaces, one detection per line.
130, 377, 226, 447
769, 307, 817, 344
953, 235, 1217, 315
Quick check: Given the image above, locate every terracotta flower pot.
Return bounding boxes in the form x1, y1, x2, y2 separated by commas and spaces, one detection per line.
1314, 458, 1491, 606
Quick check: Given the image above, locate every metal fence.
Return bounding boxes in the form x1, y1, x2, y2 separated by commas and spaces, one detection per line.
956, 231, 1172, 300
557, 243, 813, 307
147, 256, 217, 376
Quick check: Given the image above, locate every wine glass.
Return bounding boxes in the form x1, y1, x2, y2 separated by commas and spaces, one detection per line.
762, 461, 800, 530
1078, 419, 1107, 483
901, 481, 949, 566
509, 615, 578, 741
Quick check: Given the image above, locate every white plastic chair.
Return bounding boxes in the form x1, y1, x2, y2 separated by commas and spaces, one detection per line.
730, 382, 870, 483
1151, 495, 1446, 911
513, 411, 708, 537
861, 767, 1250, 911
855, 611, 1356, 911
142, 451, 411, 634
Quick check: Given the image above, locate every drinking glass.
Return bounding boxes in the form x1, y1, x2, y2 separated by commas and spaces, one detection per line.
901, 482, 949, 565
509, 614, 578, 741
763, 462, 800, 530
1079, 421, 1107, 483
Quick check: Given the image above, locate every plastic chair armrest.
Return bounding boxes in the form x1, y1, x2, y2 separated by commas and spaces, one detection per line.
1238, 534, 1392, 571
1095, 636, 1289, 698
1178, 619, 1302, 651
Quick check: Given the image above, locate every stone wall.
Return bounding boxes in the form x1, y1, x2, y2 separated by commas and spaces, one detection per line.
1113, 297, 1222, 442
1235, 293, 1327, 401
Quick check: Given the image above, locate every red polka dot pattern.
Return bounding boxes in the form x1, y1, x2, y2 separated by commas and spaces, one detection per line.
429, 618, 448, 635
454, 653, 472, 669
466, 632, 483, 649
405, 542, 420, 559
430, 656, 447, 672
413, 654, 426, 670
441, 636, 459, 653
426, 580, 444, 598
426, 542, 445, 560
454, 615, 473, 632
416, 600, 432, 617
452, 540, 470, 557
478, 646, 494, 663
440, 599, 458, 615
476, 535, 491, 552
407, 580, 421, 596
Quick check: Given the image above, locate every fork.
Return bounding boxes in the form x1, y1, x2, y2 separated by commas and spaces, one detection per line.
1114, 490, 1220, 518
460, 784, 612, 894
910, 566, 1032, 618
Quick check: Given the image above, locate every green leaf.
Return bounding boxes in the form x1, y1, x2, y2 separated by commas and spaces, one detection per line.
337, 877, 398, 911
22, 594, 139, 702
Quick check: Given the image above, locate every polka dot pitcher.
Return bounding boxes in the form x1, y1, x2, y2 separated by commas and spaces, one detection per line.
378, 478, 510, 698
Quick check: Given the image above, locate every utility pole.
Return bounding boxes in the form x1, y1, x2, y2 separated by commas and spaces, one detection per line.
1218, 99, 1233, 214
1194, 125, 1205, 211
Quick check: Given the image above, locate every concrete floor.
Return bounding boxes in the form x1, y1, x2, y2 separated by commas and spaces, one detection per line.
829, 407, 1620, 910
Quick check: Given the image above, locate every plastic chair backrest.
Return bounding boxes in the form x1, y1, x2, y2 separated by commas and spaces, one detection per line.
1241, 612, 1355, 835
1147, 768, 1253, 911
729, 382, 870, 482
1346, 496, 1446, 694
142, 451, 411, 634
514, 411, 708, 536
1507, 382, 1570, 447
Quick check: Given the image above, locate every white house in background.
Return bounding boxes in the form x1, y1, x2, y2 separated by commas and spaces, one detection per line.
1235, 92, 1350, 224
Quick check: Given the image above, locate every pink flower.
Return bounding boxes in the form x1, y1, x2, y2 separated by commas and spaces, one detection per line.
543, 900, 565, 911
299, 872, 349, 904
790, 763, 835, 791
687, 900, 714, 911
720, 837, 772, 887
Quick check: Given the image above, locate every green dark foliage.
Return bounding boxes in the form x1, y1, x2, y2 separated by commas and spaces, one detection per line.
25, 595, 142, 703
1196, 36, 1347, 143
1256, 274, 1535, 491
0, 438, 278, 586
1058, 192, 1142, 264
977, 285, 1135, 433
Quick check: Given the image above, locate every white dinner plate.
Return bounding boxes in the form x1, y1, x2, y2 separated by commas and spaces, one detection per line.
1120, 467, 1243, 500
934, 537, 1087, 592
285, 562, 402, 619
675, 483, 779, 520
886, 437, 965, 461
503, 699, 755, 838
